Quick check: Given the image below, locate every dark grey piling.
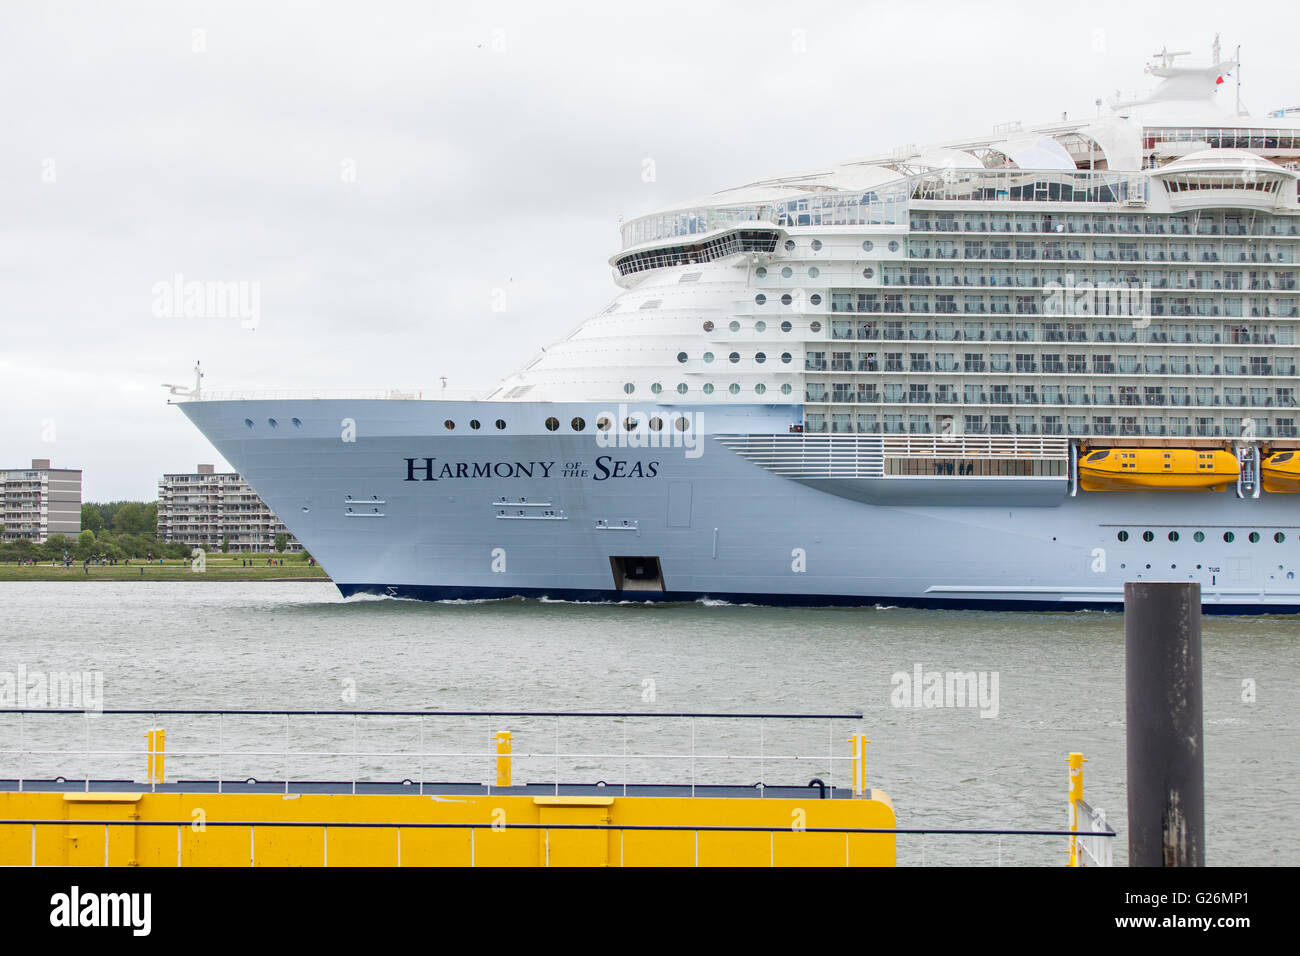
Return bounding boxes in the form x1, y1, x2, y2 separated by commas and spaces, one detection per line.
1124, 581, 1205, 866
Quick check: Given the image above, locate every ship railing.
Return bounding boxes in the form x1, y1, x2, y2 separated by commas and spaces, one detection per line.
0, 708, 867, 800
1072, 799, 1114, 867
189, 387, 489, 402
2, 817, 1116, 868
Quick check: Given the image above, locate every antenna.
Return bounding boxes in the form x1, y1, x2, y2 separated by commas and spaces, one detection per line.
1236, 44, 1242, 115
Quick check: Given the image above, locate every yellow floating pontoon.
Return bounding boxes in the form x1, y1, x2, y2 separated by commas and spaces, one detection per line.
1263, 451, 1300, 494
1078, 448, 1239, 492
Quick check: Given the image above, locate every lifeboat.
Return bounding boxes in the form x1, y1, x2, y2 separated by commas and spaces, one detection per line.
1078, 448, 1239, 492
1263, 451, 1300, 493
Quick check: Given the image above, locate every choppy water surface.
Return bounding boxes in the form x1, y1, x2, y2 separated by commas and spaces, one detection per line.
1, 582, 1294, 865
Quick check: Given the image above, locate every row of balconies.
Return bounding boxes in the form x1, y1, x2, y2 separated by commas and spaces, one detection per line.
805, 391, 1294, 408
907, 249, 1295, 265
879, 275, 1297, 290
803, 421, 1298, 438
827, 327, 1295, 345
805, 359, 1298, 376
907, 217, 1300, 237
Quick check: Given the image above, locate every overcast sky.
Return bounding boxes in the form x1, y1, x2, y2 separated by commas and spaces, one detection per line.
2, 0, 1294, 500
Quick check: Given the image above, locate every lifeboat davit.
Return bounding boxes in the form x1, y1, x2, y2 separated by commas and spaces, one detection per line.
1263, 451, 1300, 493
1078, 448, 1239, 492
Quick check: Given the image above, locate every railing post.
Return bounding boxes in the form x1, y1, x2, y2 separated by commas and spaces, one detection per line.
1067, 752, 1085, 867
495, 731, 512, 788
1125, 581, 1205, 866
850, 734, 869, 797
145, 727, 165, 785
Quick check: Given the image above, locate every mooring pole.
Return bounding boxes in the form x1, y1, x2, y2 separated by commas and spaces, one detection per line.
1124, 581, 1205, 866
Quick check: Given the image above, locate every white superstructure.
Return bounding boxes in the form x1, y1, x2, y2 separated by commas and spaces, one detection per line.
489, 44, 1300, 445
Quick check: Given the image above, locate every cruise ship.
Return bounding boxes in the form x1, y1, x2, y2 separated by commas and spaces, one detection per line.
177, 43, 1300, 612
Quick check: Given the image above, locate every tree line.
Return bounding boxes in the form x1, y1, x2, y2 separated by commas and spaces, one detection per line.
4, 502, 182, 562
1, 502, 302, 562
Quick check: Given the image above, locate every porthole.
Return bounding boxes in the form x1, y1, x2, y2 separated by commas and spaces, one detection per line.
729, 320, 740, 332
888, 240, 899, 252
728, 383, 741, 394
596, 417, 612, 431
1142, 530, 1154, 542
676, 383, 688, 394
781, 267, 793, 278
755, 266, 767, 278
784, 239, 795, 252
268, 418, 278, 429
781, 383, 792, 395
674, 417, 690, 432
862, 268, 874, 279
780, 320, 792, 332
1224, 531, 1235, 543
244, 418, 254, 429
571, 417, 586, 431
862, 240, 874, 252
649, 417, 663, 431
495, 419, 506, 430
1275, 532, 1286, 543
755, 383, 767, 395
1168, 531, 1179, 542
781, 293, 793, 305
703, 320, 715, 332
755, 294, 767, 305
808, 266, 820, 278
470, 419, 481, 430
1117, 531, 1129, 542
811, 239, 823, 251
704, 352, 715, 363
728, 352, 740, 364
623, 382, 635, 394
291, 418, 302, 428
651, 382, 663, 394
781, 352, 792, 363
755, 352, 767, 364
443, 419, 455, 430
677, 351, 688, 363
703, 383, 715, 394
545, 417, 560, 431
755, 320, 767, 332
623, 417, 638, 431
1249, 531, 1260, 543
810, 320, 822, 332
1193, 531, 1205, 542
809, 294, 822, 306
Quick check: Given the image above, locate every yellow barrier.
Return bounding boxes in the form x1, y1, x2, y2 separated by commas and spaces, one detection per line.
0, 789, 897, 867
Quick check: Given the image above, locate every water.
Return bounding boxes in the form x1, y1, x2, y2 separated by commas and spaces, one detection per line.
1, 582, 1294, 865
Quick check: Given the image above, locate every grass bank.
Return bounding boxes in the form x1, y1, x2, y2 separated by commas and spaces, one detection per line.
0, 555, 332, 582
